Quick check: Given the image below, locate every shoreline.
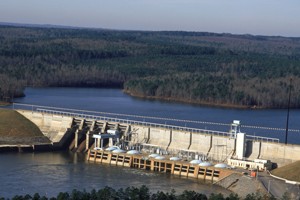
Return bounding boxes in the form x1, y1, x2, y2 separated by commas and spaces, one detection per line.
0, 101, 11, 106
8, 86, 293, 109
123, 90, 262, 110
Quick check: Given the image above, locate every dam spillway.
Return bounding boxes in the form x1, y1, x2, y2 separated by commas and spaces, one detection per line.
13, 103, 300, 168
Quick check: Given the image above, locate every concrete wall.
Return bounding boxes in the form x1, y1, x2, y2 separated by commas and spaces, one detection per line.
130, 125, 149, 144
18, 110, 73, 143
147, 128, 171, 148
131, 125, 236, 161
259, 142, 300, 167
209, 136, 235, 162
189, 133, 212, 154
168, 130, 191, 150
245, 141, 261, 160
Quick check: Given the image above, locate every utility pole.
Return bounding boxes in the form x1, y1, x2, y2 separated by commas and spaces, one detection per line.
285, 78, 292, 145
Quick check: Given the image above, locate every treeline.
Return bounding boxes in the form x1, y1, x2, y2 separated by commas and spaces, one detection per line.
1, 25, 300, 108
0, 74, 25, 100
1, 186, 277, 200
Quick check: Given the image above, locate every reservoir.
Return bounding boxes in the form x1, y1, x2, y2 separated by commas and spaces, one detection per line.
13, 87, 300, 144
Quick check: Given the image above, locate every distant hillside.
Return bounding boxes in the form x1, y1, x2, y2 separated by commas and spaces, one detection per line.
0, 25, 300, 108
0, 21, 83, 29
272, 161, 300, 182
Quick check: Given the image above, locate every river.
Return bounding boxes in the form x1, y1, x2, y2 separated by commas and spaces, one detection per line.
0, 152, 230, 198
1, 87, 300, 198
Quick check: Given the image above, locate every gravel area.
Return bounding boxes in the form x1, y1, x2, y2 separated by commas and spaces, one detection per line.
215, 173, 268, 198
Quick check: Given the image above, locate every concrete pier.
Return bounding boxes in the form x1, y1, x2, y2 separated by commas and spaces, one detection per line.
0, 144, 35, 152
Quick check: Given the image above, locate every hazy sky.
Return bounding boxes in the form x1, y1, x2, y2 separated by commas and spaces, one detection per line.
0, 0, 299, 37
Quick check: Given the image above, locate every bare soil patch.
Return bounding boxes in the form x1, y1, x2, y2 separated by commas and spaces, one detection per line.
0, 109, 50, 145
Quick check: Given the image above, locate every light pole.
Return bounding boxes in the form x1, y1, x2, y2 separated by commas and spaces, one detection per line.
285, 78, 292, 145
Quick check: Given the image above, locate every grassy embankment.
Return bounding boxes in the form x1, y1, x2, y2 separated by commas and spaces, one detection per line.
0, 109, 50, 145
271, 161, 300, 182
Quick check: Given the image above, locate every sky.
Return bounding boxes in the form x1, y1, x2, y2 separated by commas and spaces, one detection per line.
0, 0, 299, 37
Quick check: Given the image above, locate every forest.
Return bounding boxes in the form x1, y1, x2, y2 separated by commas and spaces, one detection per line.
1, 25, 300, 108
0, 185, 279, 200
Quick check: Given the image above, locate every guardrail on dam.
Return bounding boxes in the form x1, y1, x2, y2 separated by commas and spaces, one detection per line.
14, 103, 300, 167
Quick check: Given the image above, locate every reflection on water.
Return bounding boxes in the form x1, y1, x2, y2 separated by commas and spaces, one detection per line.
0, 152, 230, 198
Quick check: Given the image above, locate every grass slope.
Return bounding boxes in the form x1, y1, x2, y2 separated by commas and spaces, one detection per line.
0, 109, 50, 144
272, 161, 300, 182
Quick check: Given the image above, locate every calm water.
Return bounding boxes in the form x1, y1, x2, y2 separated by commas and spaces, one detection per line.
0, 152, 230, 198
13, 87, 300, 144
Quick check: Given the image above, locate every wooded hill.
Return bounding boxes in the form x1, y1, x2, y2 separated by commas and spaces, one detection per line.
1, 25, 300, 108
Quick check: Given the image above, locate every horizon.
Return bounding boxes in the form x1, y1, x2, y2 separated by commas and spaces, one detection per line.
1, 21, 299, 39
0, 0, 299, 38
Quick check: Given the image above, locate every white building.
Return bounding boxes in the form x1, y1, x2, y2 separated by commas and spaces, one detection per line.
228, 158, 272, 171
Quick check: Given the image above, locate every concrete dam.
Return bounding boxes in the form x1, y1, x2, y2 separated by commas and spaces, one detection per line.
15, 104, 300, 168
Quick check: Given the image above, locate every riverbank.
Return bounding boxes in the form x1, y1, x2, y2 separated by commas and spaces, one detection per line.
124, 90, 261, 109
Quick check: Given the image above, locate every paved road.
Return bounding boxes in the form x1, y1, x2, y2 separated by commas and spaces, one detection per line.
258, 171, 300, 199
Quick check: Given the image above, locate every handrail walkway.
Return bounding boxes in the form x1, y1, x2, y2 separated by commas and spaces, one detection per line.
13, 103, 280, 143
36, 108, 233, 138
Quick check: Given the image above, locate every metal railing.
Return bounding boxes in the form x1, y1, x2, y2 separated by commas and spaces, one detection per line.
35, 108, 232, 138
246, 135, 279, 143
13, 103, 280, 143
